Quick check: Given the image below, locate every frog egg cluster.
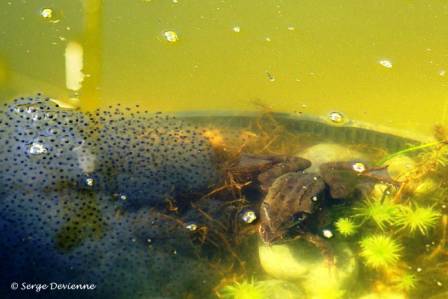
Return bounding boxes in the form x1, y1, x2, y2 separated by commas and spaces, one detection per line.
0, 94, 220, 298
0, 95, 92, 192
89, 105, 219, 208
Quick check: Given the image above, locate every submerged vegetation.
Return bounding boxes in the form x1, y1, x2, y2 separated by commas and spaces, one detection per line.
211, 113, 448, 299
359, 234, 402, 269
2, 97, 448, 299
394, 204, 441, 235
394, 273, 417, 291
353, 197, 399, 230
219, 279, 266, 299
335, 217, 358, 237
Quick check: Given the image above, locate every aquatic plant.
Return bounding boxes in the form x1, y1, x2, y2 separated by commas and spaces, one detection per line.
335, 217, 357, 237
359, 235, 402, 269
219, 279, 266, 299
378, 140, 443, 166
394, 204, 441, 235
353, 197, 399, 230
393, 273, 417, 291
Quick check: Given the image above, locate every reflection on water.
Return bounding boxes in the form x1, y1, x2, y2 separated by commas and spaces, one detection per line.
1, 1, 448, 298
0, 0, 447, 134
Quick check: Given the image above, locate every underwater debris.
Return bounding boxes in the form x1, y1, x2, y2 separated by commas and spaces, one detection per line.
394, 204, 441, 235
359, 234, 402, 269
335, 217, 358, 237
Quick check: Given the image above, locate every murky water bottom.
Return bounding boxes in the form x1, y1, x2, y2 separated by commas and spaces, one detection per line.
1, 95, 447, 299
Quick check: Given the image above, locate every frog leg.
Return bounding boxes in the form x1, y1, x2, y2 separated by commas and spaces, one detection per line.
302, 232, 335, 270
257, 156, 311, 191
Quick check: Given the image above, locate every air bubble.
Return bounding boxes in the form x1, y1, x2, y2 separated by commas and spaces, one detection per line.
40, 8, 53, 19
241, 210, 257, 223
322, 229, 334, 239
328, 111, 344, 123
352, 162, 366, 173
185, 223, 198, 231
164, 31, 179, 43
85, 177, 94, 187
29, 142, 48, 155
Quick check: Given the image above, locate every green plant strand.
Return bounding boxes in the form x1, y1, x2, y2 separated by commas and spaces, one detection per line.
377, 141, 442, 165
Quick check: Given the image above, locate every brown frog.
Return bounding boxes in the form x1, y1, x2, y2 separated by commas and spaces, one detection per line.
259, 172, 325, 244
232, 153, 395, 258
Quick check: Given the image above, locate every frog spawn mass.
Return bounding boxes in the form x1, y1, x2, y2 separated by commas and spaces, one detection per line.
0, 95, 220, 298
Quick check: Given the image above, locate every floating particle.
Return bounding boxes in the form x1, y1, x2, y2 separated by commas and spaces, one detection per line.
163, 31, 179, 43
379, 59, 393, 69
120, 194, 128, 201
352, 162, 366, 173
232, 26, 240, 33
322, 229, 334, 239
40, 8, 53, 19
439, 69, 446, 77
28, 142, 48, 155
287, 26, 295, 31
185, 223, 198, 231
265, 37, 271, 42
266, 71, 275, 82
328, 111, 344, 123
241, 210, 257, 224
312, 196, 318, 202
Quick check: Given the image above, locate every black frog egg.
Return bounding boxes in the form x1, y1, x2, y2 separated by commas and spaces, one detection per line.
0, 94, 93, 192
0, 94, 221, 298
89, 105, 220, 208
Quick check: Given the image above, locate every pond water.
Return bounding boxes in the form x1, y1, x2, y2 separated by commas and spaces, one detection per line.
0, 1, 448, 299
